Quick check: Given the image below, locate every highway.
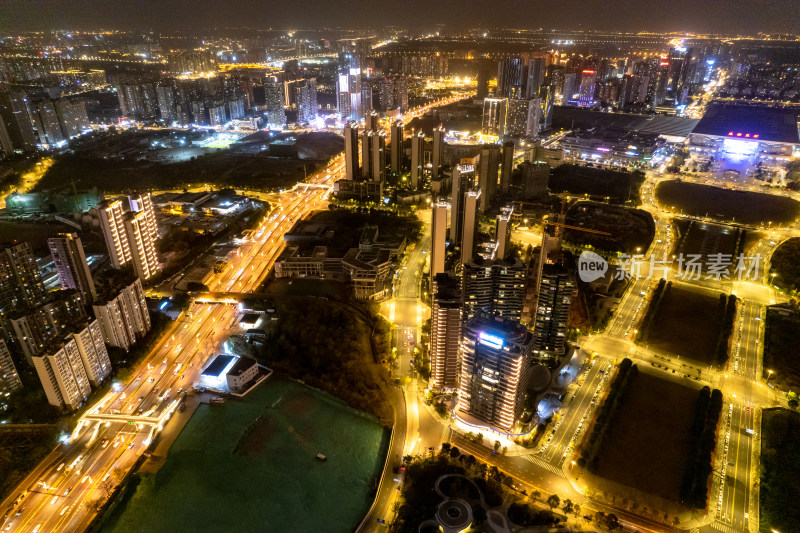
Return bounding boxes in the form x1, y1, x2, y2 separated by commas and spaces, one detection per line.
2, 94, 472, 533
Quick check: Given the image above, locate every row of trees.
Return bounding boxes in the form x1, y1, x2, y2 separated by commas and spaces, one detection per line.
578, 358, 639, 473
679, 386, 723, 508
636, 279, 671, 342
714, 294, 738, 367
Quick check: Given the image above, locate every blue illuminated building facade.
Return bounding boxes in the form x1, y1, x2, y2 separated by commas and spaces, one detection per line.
458, 312, 534, 432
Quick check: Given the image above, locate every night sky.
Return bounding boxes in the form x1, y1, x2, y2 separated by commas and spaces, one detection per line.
1, 0, 798, 34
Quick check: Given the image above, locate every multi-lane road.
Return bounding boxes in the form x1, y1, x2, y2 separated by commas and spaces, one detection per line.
1, 94, 471, 533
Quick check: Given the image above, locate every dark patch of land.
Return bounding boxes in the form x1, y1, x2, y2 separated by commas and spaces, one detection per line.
549, 165, 645, 204
763, 305, 800, 391
769, 237, 800, 292
564, 201, 655, 253
592, 370, 700, 501
760, 408, 800, 532
646, 285, 724, 365
655, 180, 800, 226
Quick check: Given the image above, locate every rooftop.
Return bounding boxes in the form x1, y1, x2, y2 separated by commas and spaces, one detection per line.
690, 103, 800, 144
552, 106, 700, 138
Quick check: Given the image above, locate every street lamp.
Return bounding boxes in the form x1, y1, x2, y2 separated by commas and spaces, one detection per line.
767, 369, 774, 384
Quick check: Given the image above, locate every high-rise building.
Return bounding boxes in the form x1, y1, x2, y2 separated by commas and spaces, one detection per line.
578, 70, 597, 107
337, 52, 362, 121
430, 273, 462, 390
365, 110, 379, 132
432, 125, 445, 180
48, 233, 96, 301
30, 100, 65, 147
71, 319, 111, 386
462, 259, 526, 322
0, 339, 22, 396
0, 241, 47, 312
482, 98, 508, 138
497, 58, 523, 98
562, 72, 577, 102
343, 122, 359, 181
430, 202, 448, 288
370, 131, 387, 183
394, 78, 409, 112
500, 141, 514, 194
0, 92, 38, 153
96, 199, 131, 269
525, 55, 548, 99
521, 161, 550, 199
156, 83, 178, 123
390, 120, 404, 174
495, 209, 512, 261
538, 85, 554, 132
95, 194, 158, 281
263, 79, 286, 127
123, 210, 159, 281
294, 78, 318, 123
9, 290, 87, 365
54, 99, 90, 139
477, 146, 500, 212
410, 130, 425, 189
461, 190, 480, 265
32, 336, 92, 410
476, 68, 490, 99
450, 164, 476, 246
378, 80, 396, 111
92, 277, 151, 351
360, 85, 373, 115
457, 312, 534, 432
361, 129, 373, 180
532, 263, 575, 360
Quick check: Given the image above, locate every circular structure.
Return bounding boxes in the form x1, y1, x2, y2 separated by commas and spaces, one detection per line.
528, 364, 553, 393
435, 498, 472, 532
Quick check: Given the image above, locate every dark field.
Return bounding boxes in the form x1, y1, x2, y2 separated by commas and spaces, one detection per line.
769, 237, 800, 292
565, 201, 655, 253
594, 371, 699, 501
760, 408, 800, 532
648, 285, 724, 365
549, 165, 645, 204
655, 180, 800, 226
762, 306, 800, 391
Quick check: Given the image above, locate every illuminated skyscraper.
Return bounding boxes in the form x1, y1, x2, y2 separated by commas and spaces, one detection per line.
344, 122, 359, 181
93, 278, 151, 351
532, 263, 575, 361
32, 336, 92, 410
263, 79, 286, 127
48, 233, 96, 301
462, 259, 526, 323
96, 194, 158, 280
496, 58, 523, 98
450, 164, 475, 246
482, 98, 507, 138
430, 273, 462, 390
337, 52, 362, 121
578, 70, 597, 107
430, 202, 448, 286
457, 313, 534, 432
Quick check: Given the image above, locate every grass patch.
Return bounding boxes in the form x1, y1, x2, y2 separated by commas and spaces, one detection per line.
645, 285, 726, 365
760, 408, 800, 532
590, 370, 701, 501
655, 180, 800, 226
763, 305, 800, 391
564, 201, 655, 253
